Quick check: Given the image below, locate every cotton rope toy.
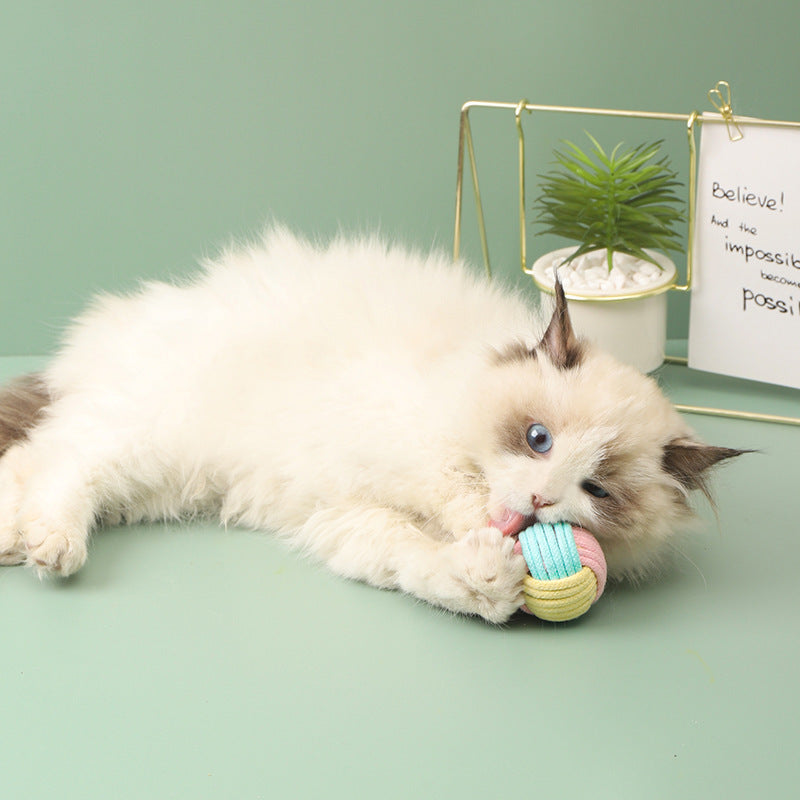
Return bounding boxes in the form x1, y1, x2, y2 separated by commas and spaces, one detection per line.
514, 522, 607, 622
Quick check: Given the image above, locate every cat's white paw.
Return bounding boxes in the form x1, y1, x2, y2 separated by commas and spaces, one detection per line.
445, 527, 527, 623
24, 522, 88, 577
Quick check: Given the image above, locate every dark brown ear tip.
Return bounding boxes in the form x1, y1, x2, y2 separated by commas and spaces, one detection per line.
662, 439, 751, 495
718, 447, 755, 460
553, 274, 567, 307
535, 272, 583, 369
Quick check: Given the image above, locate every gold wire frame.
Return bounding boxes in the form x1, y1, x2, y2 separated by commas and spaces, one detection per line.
453, 94, 800, 427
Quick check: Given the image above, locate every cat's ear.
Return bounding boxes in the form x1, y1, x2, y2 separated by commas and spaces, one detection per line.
537, 278, 584, 369
662, 437, 749, 497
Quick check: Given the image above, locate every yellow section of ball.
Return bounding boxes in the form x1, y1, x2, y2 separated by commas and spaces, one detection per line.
522, 566, 598, 622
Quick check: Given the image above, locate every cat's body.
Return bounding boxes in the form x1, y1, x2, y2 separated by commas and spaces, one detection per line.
0, 228, 741, 621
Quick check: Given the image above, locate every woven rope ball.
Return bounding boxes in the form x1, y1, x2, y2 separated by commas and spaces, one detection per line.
516, 522, 607, 622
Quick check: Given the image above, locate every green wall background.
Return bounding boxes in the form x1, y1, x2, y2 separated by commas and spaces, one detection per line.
2, 0, 799, 355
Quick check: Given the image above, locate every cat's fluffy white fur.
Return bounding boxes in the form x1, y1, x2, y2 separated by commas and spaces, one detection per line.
0, 227, 740, 622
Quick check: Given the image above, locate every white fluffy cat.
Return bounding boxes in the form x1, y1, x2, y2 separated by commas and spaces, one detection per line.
0, 228, 742, 622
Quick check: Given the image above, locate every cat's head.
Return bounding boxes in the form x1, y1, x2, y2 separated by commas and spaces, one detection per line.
473, 280, 745, 580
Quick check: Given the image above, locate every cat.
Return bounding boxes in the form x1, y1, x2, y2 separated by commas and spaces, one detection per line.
0, 227, 743, 622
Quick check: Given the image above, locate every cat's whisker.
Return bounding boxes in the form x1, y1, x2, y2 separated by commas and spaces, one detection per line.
666, 540, 708, 590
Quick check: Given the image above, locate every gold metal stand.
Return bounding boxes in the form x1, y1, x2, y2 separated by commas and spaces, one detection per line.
453, 84, 800, 427
671, 404, 800, 426
454, 98, 701, 286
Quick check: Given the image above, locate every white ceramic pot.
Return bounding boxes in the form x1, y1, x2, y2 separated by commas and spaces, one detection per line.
531, 247, 677, 373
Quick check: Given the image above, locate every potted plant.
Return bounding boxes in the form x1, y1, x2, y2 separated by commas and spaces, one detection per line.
530, 134, 685, 372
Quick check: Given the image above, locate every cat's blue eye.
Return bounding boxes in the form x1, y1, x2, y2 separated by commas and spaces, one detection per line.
526, 423, 553, 454
582, 480, 609, 498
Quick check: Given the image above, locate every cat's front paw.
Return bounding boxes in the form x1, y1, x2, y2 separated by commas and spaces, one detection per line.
446, 527, 527, 623
24, 521, 88, 577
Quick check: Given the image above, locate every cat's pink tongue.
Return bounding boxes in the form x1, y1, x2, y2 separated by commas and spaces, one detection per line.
488, 508, 527, 537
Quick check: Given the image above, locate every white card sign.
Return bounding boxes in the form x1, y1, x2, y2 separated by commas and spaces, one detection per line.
688, 113, 800, 390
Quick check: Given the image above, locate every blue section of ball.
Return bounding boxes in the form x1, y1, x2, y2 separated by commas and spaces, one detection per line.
518, 522, 582, 580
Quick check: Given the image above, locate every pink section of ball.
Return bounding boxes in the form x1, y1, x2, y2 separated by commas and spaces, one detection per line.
572, 527, 607, 601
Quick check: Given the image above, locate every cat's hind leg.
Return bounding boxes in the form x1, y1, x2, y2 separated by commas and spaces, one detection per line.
0, 400, 149, 577
287, 505, 527, 623
0, 441, 84, 574
0, 444, 30, 565
7, 436, 94, 576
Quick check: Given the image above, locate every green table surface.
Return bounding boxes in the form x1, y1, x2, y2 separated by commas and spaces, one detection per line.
1, 350, 798, 799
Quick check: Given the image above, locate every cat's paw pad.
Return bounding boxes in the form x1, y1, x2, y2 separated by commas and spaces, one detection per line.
24, 523, 88, 577
448, 527, 527, 623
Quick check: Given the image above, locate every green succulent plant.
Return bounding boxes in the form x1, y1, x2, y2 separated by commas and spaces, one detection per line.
533, 133, 685, 272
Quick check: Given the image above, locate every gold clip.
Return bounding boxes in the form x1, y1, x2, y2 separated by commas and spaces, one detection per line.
708, 80, 744, 141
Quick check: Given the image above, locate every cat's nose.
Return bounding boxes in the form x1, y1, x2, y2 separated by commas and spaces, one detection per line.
531, 495, 554, 511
